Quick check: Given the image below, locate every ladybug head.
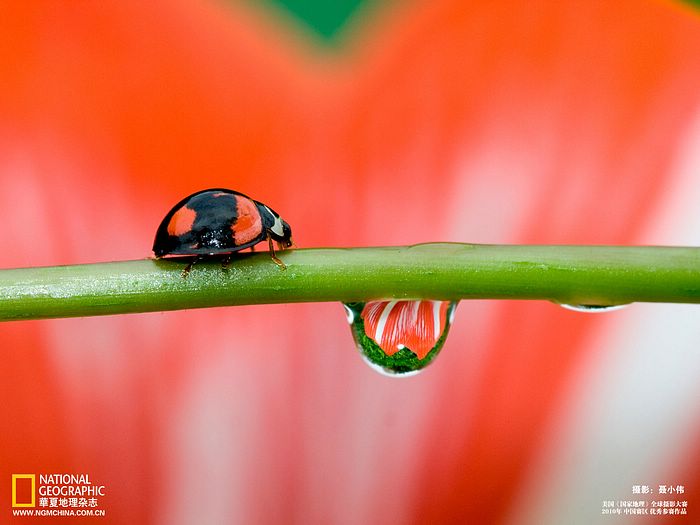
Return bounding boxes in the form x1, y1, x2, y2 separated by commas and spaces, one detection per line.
257, 203, 293, 248
276, 220, 293, 248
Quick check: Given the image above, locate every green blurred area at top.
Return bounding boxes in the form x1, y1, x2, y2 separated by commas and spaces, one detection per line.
261, 0, 375, 40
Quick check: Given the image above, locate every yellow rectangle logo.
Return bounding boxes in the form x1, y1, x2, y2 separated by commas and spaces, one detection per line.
12, 474, 36, 508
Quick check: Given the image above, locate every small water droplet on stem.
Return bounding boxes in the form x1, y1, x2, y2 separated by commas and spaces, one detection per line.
557, 303, 630, 313
344, 300, 458, 376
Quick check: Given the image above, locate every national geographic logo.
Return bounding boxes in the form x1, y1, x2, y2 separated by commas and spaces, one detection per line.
11, 473, 106, 509
11, 474, 35, 507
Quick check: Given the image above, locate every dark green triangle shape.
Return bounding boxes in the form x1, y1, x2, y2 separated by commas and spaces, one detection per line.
260, 0, 374, 40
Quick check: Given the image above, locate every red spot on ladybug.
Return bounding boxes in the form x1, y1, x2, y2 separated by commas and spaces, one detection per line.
232, 195, 262, 246
361, 300, 450, 359
153, 188, 293, 271
166, 206, 196, 237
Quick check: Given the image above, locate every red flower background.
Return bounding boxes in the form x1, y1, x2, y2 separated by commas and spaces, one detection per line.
2, 1, 700, 523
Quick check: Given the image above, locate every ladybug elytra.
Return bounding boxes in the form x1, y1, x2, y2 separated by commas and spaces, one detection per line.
153, 188, 292, 273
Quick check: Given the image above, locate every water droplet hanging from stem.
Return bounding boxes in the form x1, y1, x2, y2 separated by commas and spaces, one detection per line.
344, 300, 458, 376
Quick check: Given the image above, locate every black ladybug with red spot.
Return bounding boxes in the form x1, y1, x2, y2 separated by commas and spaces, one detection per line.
153, 188, 293, 273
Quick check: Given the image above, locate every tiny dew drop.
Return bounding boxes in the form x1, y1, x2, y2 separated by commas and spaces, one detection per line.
558, 303, 630, 313
344, 300, 458, 376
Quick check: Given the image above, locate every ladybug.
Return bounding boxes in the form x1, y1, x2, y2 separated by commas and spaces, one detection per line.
153, 188, 293, 274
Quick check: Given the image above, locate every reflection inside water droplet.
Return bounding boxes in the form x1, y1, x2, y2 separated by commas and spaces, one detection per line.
361, 356, 422, 378
558, 303, 630, 313
344, 300, 458, 376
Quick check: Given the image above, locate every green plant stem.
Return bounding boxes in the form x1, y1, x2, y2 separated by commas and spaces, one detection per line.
0, 243, 698, 321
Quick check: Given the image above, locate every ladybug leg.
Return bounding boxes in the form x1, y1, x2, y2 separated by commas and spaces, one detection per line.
221, 254, 231, 271
250, 245, 256, 253
181, 256, 200, 278
267, 233, 287, 270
